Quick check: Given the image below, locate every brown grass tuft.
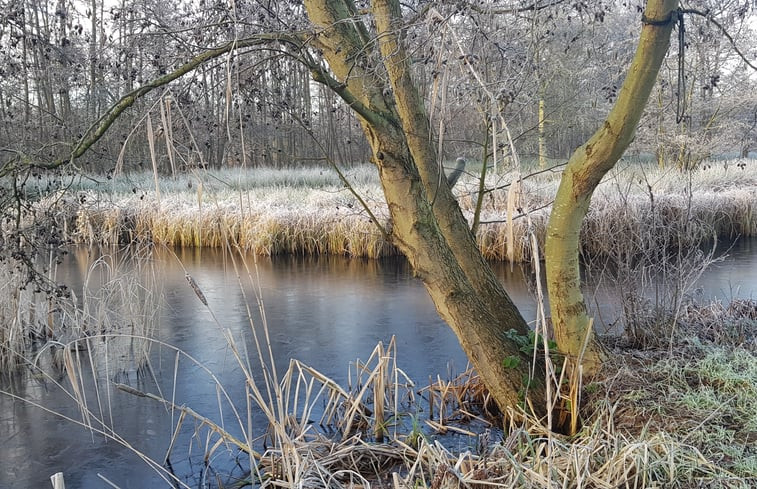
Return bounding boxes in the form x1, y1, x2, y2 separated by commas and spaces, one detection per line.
46, 160, 757, 261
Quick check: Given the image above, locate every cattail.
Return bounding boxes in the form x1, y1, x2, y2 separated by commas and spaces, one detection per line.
185, 272, 208, 306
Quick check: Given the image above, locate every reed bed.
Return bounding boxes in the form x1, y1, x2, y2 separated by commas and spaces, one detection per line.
45, 158, 757, 262
62, 174, 395, 259
0, 243, 161, 375
114, 302, 757, 488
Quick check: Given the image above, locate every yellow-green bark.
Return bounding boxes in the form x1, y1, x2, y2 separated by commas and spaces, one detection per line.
545, 0, 679, 371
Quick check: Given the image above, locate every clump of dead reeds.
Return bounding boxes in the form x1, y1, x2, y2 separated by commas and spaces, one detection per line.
0, 242, 161, 375
36, 159, 756, 262
392, 411, 731, 488
0, 244, 80, 374
0, 260, 52, 372
9, 239, 754, 487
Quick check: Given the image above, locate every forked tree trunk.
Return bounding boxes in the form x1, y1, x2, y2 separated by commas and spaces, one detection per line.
30, 0, 679, 419
303, 0, 548, 413
545, 0, 679, 371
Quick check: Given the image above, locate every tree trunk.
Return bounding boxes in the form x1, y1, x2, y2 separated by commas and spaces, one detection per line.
538, 96, 547, 170
88, 0, 98, 120
545, 0, 679, 371
303, 0, 547, 413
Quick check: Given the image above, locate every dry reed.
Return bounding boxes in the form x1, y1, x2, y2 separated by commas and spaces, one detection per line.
0, 241, 161, 374
37, 159, 756, 262
4, 239, 754, 487
113, 248, 756, 487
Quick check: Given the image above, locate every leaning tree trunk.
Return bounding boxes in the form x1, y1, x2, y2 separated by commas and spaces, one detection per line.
545, 0, 679, 371
303, 0, 547, 413
13, 0, 677, 416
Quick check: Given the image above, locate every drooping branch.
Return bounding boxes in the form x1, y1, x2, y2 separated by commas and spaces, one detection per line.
307, 61, 386, 126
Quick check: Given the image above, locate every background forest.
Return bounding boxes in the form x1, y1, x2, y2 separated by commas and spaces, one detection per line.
1, 0, 755, 174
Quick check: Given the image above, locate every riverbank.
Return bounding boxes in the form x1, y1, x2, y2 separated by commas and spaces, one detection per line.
100, 298, 757, 487
1, 243, 755, 487
36, 158, 757, 261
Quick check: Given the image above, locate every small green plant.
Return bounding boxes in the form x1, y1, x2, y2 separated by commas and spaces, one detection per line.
503, 355, 521, 369
502, 329, 564, 407
584, 382, 600, 394
504, 328, 558, 356
404, 413, 428, 449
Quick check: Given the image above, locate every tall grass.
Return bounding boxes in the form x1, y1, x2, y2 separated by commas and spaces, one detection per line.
42, 158, 757, 261
0, 243, 160, 375
4, 158, 756, 486
104, 255, 757, 487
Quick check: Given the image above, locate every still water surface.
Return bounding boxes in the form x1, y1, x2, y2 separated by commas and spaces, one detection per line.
1, 240, 755, 488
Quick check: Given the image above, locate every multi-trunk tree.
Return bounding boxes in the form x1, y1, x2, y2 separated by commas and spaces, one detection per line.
300, 0, 680, 412
2, 0, 711, 419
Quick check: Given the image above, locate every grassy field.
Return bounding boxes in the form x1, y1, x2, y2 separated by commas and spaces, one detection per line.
31, 158, 757, 261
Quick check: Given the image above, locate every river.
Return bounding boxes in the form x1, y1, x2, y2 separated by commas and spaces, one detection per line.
1, 239, 755, 488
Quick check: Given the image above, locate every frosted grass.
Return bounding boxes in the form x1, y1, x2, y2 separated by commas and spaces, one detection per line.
36, 159, 757, 260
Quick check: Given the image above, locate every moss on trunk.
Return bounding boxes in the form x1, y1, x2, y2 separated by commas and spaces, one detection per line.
545, 0, 679, 371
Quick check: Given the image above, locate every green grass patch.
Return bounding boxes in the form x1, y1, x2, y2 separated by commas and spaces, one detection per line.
586, 309, 757, 481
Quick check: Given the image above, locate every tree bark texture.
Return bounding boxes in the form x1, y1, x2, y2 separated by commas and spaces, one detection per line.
545, 0, 679, 370
304, 0, 547, 413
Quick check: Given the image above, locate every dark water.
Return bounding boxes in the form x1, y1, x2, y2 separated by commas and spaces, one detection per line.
1, 240, 755, 488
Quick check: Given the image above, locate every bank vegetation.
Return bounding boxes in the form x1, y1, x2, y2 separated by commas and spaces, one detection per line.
25, 158, 757, 262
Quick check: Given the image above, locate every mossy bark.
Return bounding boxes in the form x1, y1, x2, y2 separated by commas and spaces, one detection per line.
304, 0, 547, 413
545, 0, 679, 371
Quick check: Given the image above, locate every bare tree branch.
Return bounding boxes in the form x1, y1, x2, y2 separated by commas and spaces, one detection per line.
2, 34, 299, 174
681, 7, 757, 72
461, 0, 569, 15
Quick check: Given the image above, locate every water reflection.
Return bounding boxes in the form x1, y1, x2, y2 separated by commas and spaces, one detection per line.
1, 240, 754, 488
